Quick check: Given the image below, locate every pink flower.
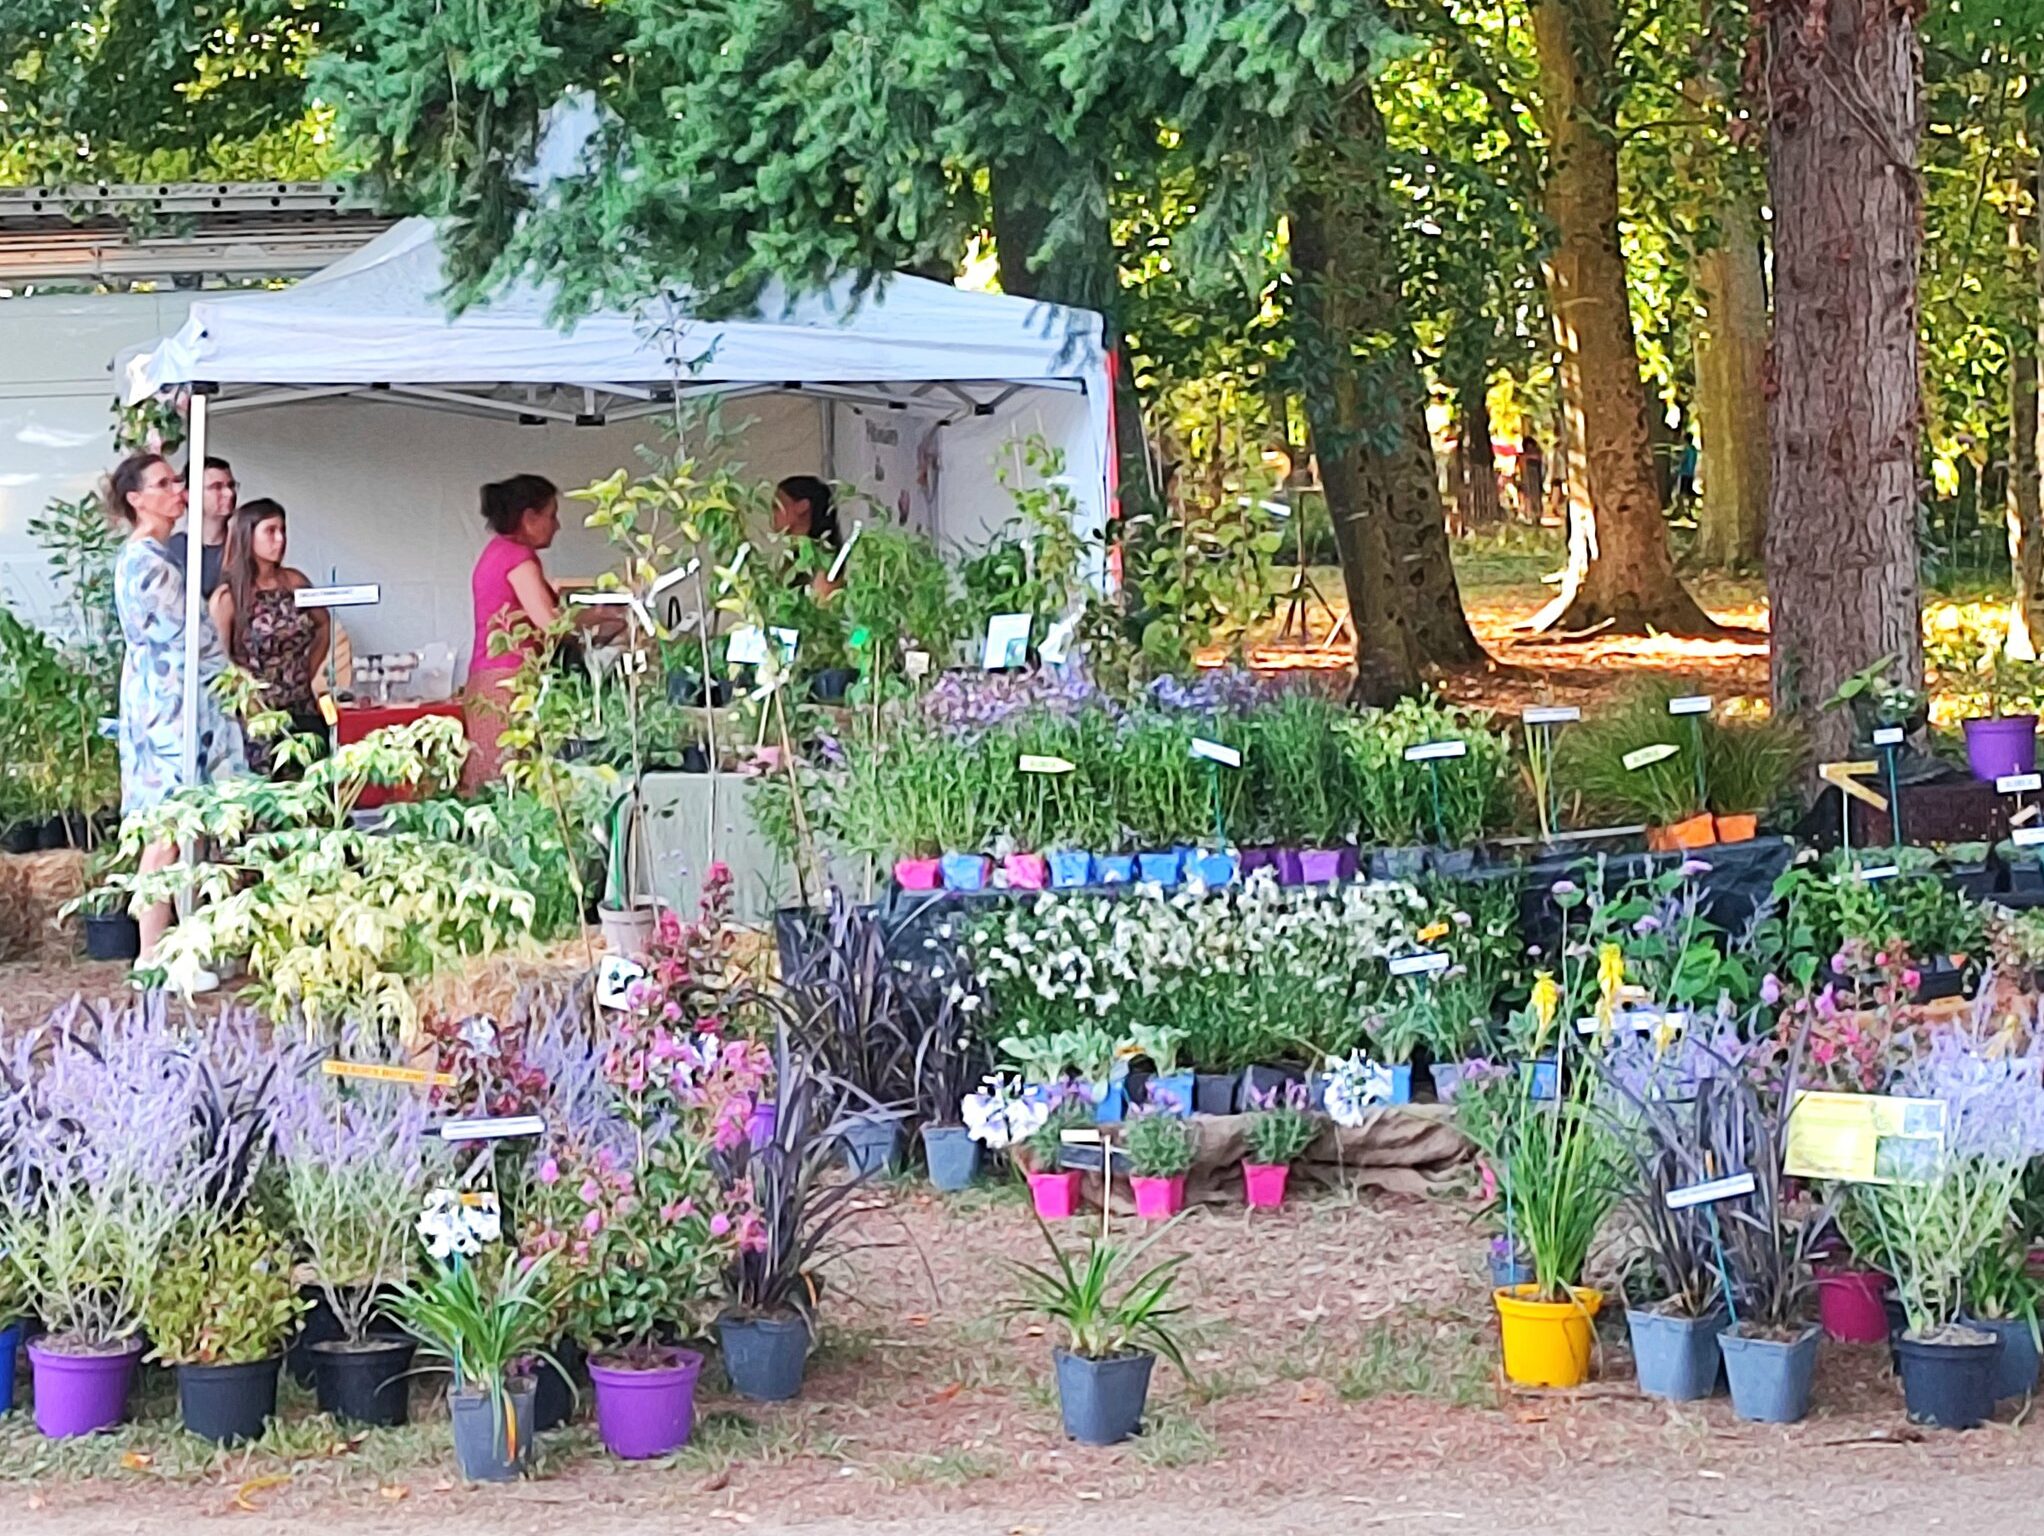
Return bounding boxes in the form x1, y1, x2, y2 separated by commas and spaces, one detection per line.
1759, 974, 1782, 1006
661, 1201, 684, 1222
582, 1209, 604, 1235
537, 1157, 560, 1186
579, 1177, 601, 1203
1901, 967, 1922, 992
709, 1212, 731, 1237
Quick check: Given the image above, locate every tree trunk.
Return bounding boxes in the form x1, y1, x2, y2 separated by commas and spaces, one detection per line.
2009, 177, 2044, 660
1454, 376, 1503, 531
989, 164, 1154, 507
1765, 0, 1924, 763
1527, 0, 1715, 635
1692, 198, 1771, 568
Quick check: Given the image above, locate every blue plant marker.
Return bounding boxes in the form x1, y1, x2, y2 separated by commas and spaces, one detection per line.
1707, 1205, 1738, 1328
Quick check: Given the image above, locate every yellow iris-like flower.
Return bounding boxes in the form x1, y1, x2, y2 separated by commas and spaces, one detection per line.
1530, 971, 1560, 1053
1594, 942, 1625, 1038
1418, 920, 1451, 944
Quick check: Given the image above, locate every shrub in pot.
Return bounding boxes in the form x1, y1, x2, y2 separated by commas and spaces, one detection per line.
1006, 1219, 1191, 1446
272, 1060, 443, 1428
145, 1217, 307, 1445
390, 1247, 560, 1482
1961, 1239, 2042, 1402
914, 988, 986, 1193
1022, 1093, 1095, 1220
1241, 1081, 1317, 1210
1126, 1024, 1194, 1120
1123, 1103, 1196, 1220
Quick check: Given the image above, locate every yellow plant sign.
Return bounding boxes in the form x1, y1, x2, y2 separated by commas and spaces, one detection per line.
1783, 1091, 1945, 1184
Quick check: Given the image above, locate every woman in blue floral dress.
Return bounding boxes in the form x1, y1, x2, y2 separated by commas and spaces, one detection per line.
109, 453, 246, 961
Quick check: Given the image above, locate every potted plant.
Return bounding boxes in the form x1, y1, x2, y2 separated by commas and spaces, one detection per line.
272, 1065, 442, 1428
145, 1217, 306, 1444
1702, 716, 1804, 843
1962, 637, 2039, 782
1005, 1221, 1191, 1446
1361, 997, 1429, 1106
1554, 686, 1714, 851
390, 1244, 559, 1482
597, 787, 659, 956
1241, 1081, 1317, 1210
714, 1042, 866, 1403
914, 991, 985, 1193
1023, 1092, 1096, 1220
1123, 1104, 1197, 1219
1128, 1023, 1194, 1117
1961, 1236, 2042, 1403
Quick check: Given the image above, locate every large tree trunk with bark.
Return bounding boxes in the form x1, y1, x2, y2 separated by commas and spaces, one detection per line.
2010, 175, 2044, 660
990, 164, 1154, 506
1692, 195, 1770, 569
1454, 376, 1503, 532
1528, 0, 1714, 635
1765, 0, 1924, 763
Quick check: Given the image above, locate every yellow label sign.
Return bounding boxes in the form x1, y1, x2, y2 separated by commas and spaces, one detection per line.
1783, 1090, 1944, 1184
322, 1060, 454, 1088
317, 694, 340, 728
1817, 760, 1887, 811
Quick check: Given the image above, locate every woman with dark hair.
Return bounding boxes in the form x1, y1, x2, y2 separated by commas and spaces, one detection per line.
209, 499, 329, 774
773, 474, 844, 596
108, 451, 246, 969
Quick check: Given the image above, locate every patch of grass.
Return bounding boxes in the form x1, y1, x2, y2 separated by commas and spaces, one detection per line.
668, 1411, 815, 1476
1131, 1408, 1219, 1468
1336, 1322, 1493, 1409
812, 1323, 882, 1369
1187, 1361, 1265, 1404
870, 1446, 1002, 1489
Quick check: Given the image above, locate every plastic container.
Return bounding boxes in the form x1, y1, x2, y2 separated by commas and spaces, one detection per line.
921, 1124, 980, 1192
1719, 1325, 1820, 1423
894, 856, 942, 891
717, 1314, 810, 1402
1243, 1162, 1290, 1209
589, 1347, 703, 1459
1494, 1285, 1602, 1388
1028, 1169, 1084, 1220
1054, 1348, 1154, 1446
1626, 1308, 1726, 1402
28, 1338, 141, 1438
1131, 1174, 1186, 1220
1963, 715, 2040, 782
177, 1357, 282, 1445
1897, 1331, 2000, 1429
1815, 1267, 1890, 1343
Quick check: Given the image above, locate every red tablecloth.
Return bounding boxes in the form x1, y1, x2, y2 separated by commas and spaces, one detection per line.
336, 702, 467, 807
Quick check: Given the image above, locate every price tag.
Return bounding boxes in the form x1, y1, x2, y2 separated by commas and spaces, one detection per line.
295, 584, 380, 610
1522, 705, 1581, 726
1667, 695, 1713, 716
904, 650, 932, 679
1872, 726, 1906, 747
1997, 773, 2042, 795
1190, 738, 1242, 768
982, 613, 1032, 670
1403, 740, 1469, 763
1856, 864, 1900, 882
317, 694, 339, 727
437, 1114, 546, 1142
1388, 951, 1452, 977
1623, 743, 1680, 771
596, 954, 645, 1010
2013, 826, 2044, 847
1019, 754, 1076, 774
1665, 1171, 1756, 1210
323, 1060, 455, 1088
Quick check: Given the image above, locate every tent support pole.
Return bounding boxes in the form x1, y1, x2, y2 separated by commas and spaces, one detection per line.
181, 391, 209, 790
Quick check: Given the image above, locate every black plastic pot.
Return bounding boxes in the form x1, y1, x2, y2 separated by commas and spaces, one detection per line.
82, 911, 141, 962
1896, 1330, 2000, 1429
1962, 1314, 2040, 1402
809, 667, 857, 705
311, 1336, 415, 1427
177, 1357, 281, 1445
1237, 1062, 1306, 1112
1193, 1072, 1240, 1117
679, 745, 711, 774
37, 815, 78, 851
718, 1312, 810, 1402
532, 1337, 585, 1432
0, 823, 38, 855
286, 1288, 346, 1387
450, 1382, 535, 1482
1054, 1347, 1155, 1445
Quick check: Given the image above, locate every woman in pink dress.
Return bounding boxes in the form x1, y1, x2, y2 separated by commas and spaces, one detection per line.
463, 475, 567, 792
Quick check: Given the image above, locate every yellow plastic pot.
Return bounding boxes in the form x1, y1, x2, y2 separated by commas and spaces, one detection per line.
1494, 1284, 1603, 1387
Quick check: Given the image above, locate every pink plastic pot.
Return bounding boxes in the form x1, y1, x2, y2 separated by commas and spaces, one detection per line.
1004, 853, 1049, 890
1028, 1169, 1084, 1221
894, 857, 942, 891
1815, 1266, 1890, 1344
1131, 1174, 1186, 1220
1242, 1162, 1290, 1209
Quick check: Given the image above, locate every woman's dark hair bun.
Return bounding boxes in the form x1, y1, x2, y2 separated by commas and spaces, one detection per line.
481, 474, 558, 535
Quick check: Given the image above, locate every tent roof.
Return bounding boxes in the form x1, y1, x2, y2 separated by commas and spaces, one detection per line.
120, 217, 1108, 405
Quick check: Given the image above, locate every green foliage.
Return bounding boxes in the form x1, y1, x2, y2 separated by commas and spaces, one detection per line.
1340, 695, 1512, 847
1025, 1095, 1095, 1172
145, 1217, 305, 1366
1243, 1092, 1318, 1167
27, 493, 121, 691
839, 523, 964, 676
389, 1252, 560, 1457
1121, 1107, 1197, 1179
0, 609, 118, 833
1754, 849, 1987, 987
1005, 1221, 1191, 1370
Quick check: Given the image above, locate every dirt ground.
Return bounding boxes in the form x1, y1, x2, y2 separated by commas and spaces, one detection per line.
8, 1183, 2044, 1536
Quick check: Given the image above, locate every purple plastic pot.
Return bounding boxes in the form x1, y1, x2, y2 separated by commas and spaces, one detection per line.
1274, 848, 1306, 886
1298, 847, 1351, 884
1239, 847, 1277, 877
1963, 715, 2040, 782
29, 1338, 142, 1438
589, 1347, 704, 1460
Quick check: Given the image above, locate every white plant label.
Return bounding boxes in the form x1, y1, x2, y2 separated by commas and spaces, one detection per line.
1665, 1171, 1757, 1210
1039, 615, 1078, 666
97, 716, 118, 739
1998, 773, 2042, 795
982, 612, 1032, 671
1522, 705, 1582, 726
568, 590, 632, 607
1872, 726, 1906, 747
1623, 743, 1681, 771
439, 1114, 546, 1142
2014, 826, 2044, 847
1403, 740, 1469, 763
770, 627, 800, 662
726, 625, 769, 666
1388, 951, 1452, 977
827, 523, 862, 583
1018, 754, 1076, 775
1667, 695, 1713, 716
595, 954, 645, 1011
2014, 805, 2041, 829
648, 558, 701, 599
903, 649, 932, 679
295, 583, 380, 609
1190, 738, 1243, 768
1857, 864, 1900, 882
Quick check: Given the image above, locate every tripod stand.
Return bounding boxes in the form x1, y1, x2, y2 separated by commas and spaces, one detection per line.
1273, 494, 1333, 646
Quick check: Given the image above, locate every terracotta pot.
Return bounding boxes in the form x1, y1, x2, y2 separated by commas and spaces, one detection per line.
1645, 812, 1718, 852
1712, 812, 1758, 843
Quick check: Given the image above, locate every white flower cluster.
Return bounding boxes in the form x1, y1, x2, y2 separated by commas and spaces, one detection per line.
961, 1076, 1052, 1149
1322, 1052, 1396, 1126
418, 1187, 502, 1260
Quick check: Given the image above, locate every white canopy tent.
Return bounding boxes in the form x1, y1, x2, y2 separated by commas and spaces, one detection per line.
116, 217, 1117, 778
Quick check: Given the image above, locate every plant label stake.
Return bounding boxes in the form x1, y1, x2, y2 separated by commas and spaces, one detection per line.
2013, 826, 2044, 848
1522, 706, 1579, 843
437, 1114, 547, 1142
1388, 950, 1451, 978
323, 1060, 455, 1089
1666, 696, 1711, 809
596, 954, 647, 1011
1061, 1128, 1127, 1241
1191, 736, 1241, 850
1817, 761, 1886, 854
1404, 739, 1467, 845
294, 583, 381, 610
1018, 754, 1076, 775
826, 523, 862, 584
1871, 726, 1905, 844
1665, 1166, 1752, 1328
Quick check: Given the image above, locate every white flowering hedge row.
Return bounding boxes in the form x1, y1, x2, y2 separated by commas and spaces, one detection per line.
963, 870, 1429, 1071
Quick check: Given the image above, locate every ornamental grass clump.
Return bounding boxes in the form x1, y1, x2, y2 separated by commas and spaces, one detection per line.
1244, 1081, 1318, 1167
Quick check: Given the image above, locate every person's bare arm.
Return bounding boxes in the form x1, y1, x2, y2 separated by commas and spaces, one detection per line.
208, 586, 234, 654
507, 560, 562, 628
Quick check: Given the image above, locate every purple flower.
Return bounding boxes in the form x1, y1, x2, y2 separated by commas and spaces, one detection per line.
1550, 880, 1579, 897
1632, 914, 1661, 936
1678, 859, 1713, 878
1760, 973, 1782, 1006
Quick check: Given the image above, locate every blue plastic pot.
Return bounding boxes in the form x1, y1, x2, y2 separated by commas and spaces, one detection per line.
1191, 850, 1238, 886
939, 852, 990, 892
1097, 854, 1138, 885
1048, 850, 1095, 888
1143, 1071, 1195, 1116
1383, 1063, 1413, 1105
921, 1125, 981, 1192
1091, 1081, 1127, 1124
1521, 1058, 1560, 1100
0, 1320, 19, 1417
1627, 1308, 1727, 1402
1720, 1326, 1819, 1424
1136, 849, 1184, 885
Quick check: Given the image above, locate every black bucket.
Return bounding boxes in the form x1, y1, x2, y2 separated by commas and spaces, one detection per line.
718, 1313, 810, 1402
83, 912, 141, 962
177, 1357, 281, 1445
311, 1336, 415, 1427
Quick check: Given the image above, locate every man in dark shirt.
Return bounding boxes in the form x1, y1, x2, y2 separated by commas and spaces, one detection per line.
168, 456, 236, 599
